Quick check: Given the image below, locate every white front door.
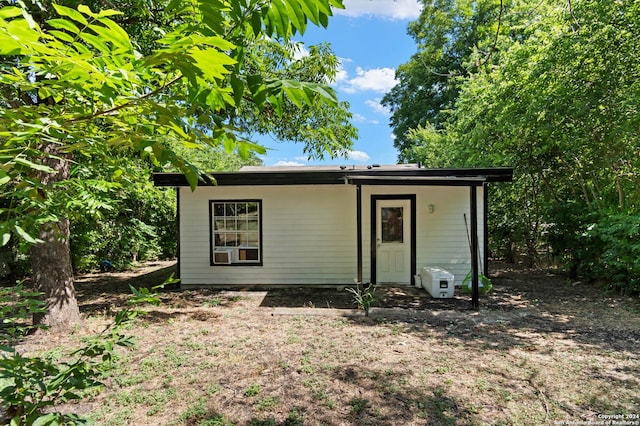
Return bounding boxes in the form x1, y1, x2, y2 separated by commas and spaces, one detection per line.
376, 200, 411, 284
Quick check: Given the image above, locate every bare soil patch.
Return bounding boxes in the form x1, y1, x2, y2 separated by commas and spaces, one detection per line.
15, 261, 640, 425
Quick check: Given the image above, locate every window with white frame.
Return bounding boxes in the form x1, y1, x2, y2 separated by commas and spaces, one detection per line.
210, 200, 262, 265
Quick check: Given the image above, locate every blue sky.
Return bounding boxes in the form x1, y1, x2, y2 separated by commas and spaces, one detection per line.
257, 0, 423, 167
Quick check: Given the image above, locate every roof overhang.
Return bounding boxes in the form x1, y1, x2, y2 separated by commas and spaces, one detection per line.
152, 165, 513, 187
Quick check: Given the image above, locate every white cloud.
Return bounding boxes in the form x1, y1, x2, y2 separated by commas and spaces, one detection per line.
341, 67, 397, 94
292, 43, 310, 61
331, 58, 350, 84
335, 0, 422, 20
366, 98, 391, 115
334, 68, 349, 84
352, 113, 367, 122
351, 112, 382, 125
273, 160, 306, 167
347, 150, 371, 161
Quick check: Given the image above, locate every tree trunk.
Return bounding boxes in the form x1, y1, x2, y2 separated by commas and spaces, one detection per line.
30, 218, 81, 331
30, 145, 81, 331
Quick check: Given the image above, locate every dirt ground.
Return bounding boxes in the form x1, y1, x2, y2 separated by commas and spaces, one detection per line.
13, 261, 640, 425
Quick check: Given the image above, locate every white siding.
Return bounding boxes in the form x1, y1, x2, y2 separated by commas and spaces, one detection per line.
179, 185, 357, 286
361, 186, 484, 286
179, 184, 484, 287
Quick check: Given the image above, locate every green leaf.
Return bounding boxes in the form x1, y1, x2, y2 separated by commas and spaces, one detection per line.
13, 225, 39, 244
250, 11, 262, 37
230, 75, 244, 106
190, 35, 235, 51
281, 80, 312, 107
268, 0, 289, 36
32, 413, 61, 426
89, 21, 131, 50
52, 4, 88, 26
0, 170, 10, 185
280, 0, 304, 34
47, 18, 80, 35
13, 158, 56, 173
247, 74, 267, 107
183, 164, 200, 192
48, 29, 75, 43
79, 31, 110, 53
77, 4, 97, 18
97, 9, 123, 18
298, 0, 319, 25
1, 18, 39, 54
0, 7, 23, 19
0, 34, 25, 55
99, 18, 132, 49
223, 138, 235, 154
190, 48, 236, 80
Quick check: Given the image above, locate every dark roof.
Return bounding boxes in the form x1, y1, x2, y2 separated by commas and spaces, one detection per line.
152, 164, 513, 187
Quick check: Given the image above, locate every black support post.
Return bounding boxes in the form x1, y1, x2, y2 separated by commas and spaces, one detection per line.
470, 186, 479, 309
176, 187, 181, 280
356, 185, 363, 284
483, 183, 489, 277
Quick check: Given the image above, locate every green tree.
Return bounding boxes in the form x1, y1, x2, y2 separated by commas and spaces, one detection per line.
0, 0, 348, 330
237, 39, 357, 159
381, 0, 505, 161
400, 0, 640, 286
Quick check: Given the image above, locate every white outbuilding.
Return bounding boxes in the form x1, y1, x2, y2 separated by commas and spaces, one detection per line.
153, 164, 513, 307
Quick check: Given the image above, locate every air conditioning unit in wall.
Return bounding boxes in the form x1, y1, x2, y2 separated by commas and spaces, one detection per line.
213, 249, 233, 264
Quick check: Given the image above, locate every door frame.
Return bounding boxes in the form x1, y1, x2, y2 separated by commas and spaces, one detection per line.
370, 194, 416, 285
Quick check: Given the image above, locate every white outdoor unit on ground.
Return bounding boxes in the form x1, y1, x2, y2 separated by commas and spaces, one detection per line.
419, 267, 455, 298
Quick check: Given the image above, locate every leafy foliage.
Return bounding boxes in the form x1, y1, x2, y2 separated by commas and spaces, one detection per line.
237, 39, 358, 159
0, 0, 348, 245
1, 0, 352, 327
381, 0, 506, 160
0, 278, 170, 425
548, 209, 640, 295
392, 0, 640, 292
0, 284, 46, 348
69, 161, 177, 271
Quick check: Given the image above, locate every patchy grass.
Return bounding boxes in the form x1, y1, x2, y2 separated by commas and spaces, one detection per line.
11, 261, 640, 425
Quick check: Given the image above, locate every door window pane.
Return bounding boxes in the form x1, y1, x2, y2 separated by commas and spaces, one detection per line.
381, 207, 403, 243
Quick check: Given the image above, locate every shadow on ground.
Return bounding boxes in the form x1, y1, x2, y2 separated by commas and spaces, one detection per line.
74, 260, 640, 355
258, 285, 476, 311
75, 261, 178, 313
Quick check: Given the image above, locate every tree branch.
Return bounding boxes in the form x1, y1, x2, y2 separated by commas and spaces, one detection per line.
567, 0, 581, 30
476, 0, 503, 69
70, 73, 184, 122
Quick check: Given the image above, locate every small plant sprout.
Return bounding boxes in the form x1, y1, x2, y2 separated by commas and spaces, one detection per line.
346, 283, 378, 316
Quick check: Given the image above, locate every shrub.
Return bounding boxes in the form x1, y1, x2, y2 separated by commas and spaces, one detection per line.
0, 280, 169, 425
548, 206, 640, 295
581, 212, 640, 294
0, 284, 46, 346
